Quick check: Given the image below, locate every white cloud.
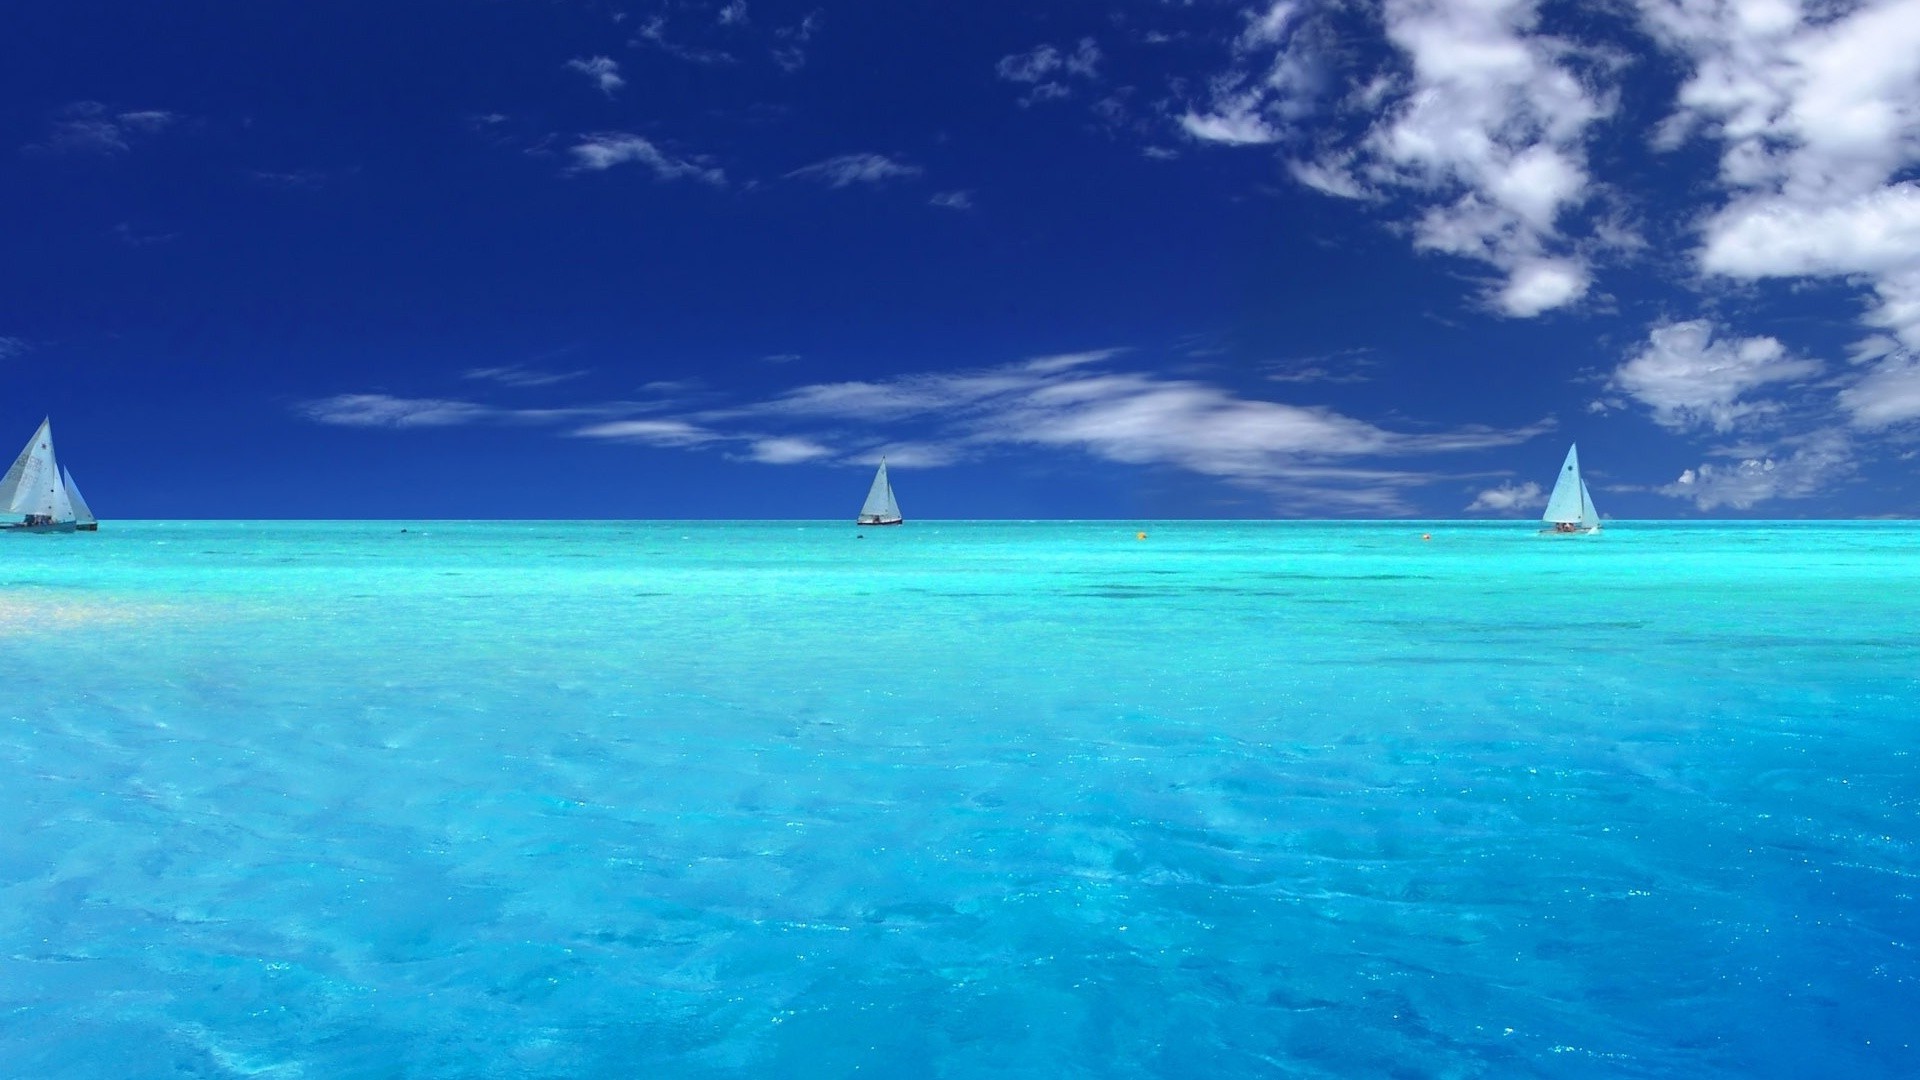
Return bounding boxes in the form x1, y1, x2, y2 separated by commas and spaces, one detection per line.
1181, 108, 1282, 145
0, 336, 27, 361
1191, 1, 1610, 317
930, 190, 974, 210
1609, 319, 1821, 432
565, 56, 625, 96
1661, 433, 1854, 511
1181, 3, 1319, 147
786, 152, 921, 188
718, 1, 749, 27
1640, 0, 1920, 346
572, 419, 720, 446
747, 436, 832, 464
1839, 350, 1920, 428
1496, 258, 1590, 318
1467, 480, 1545, 511
567, 133, 725, 184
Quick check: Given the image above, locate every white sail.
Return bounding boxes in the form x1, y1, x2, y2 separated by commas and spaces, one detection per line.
0, 418, 52, 513
48, 463, 74, 522
7, 421, 65, 518
1541, 443, 1587, 525
1578, 479, 1600, 530
857, 460, 902, 523
64, 468, 95, 525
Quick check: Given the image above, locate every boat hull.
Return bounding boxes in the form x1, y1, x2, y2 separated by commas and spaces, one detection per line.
856, 518, 904, 526
2, 522, 80, 533
1537, 526, 1601, 535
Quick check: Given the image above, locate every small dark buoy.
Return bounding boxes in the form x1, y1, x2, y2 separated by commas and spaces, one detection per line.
856, 534, 865, 539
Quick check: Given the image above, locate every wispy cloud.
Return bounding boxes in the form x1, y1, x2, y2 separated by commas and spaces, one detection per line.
307, 348, 1544, 512
571, 418, 720, 446
31, 102, 178, 155
566, 56, 625, 96
0, 336, 28, 361
300, 394, 501, 428
567, 133, 725, 184
632, 15, 737, 65
464, 365, 589, 388
997, 39, 1102, 106
113, 222, 178, 246
717, 1, 749, 27
930, 190, 974, 210
787, 152, 921, 188
771, 11, 820, 72
299, 394, 649, 429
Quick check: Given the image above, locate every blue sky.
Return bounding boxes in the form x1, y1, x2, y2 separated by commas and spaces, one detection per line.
6, 0, 1920, 519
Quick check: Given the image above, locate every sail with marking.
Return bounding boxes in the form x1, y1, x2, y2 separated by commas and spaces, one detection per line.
47, 462, 74, 522
7, 423, 65, 518
64, 468, 95, 526
1541, 443, 1588, 525
0, 418, 52, 513
857, 460, 902, 524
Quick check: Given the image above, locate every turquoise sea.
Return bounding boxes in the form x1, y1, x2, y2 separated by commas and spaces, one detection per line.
2, 521, 1916, 1077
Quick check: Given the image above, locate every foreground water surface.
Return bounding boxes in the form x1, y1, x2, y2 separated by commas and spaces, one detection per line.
2, 520, 1915, 1076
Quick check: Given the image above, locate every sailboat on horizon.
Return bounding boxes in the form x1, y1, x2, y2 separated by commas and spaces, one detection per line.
856, 458, 903, 526
1540, 442, 1600, 535
0, 418, 99, 533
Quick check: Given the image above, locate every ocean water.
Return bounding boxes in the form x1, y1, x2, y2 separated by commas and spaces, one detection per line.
2, 520, 1915, 1077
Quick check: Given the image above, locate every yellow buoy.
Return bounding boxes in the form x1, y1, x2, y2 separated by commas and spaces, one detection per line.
1137, 531, 1148, 540
1421, 533, 1432, 541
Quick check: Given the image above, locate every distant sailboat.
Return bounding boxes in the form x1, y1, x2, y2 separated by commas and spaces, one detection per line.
0, 418, 95, 533
1540, 443, 1600, 535
856, 459, 903, 525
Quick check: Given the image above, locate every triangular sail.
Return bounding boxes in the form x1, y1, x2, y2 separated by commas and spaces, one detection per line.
64, 468, 95, 525
1541, 443, 1587, 525
1578, 479, 1599, 530
0, 418, 52, 513
857, 460, 901, 523
6, 420, 66, 518
48, 463, 74, 522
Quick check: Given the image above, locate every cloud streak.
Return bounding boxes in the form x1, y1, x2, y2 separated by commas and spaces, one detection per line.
567, 133, 725, 184
786, 153, 922, 188
304, 349, 1546, 512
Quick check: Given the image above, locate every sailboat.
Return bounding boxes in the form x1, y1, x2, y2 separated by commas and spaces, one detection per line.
1539, 442, 1600, 535
64, 468, 99, 531
0, 418, 96, 533
856, 458, 903, 526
